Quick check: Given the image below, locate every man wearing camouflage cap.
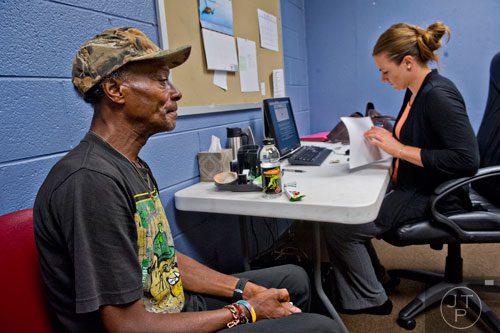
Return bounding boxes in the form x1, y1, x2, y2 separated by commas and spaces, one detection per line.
34, 27, 336, 332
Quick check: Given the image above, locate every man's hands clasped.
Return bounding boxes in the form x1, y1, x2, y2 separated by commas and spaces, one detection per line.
243, 283, 302, 321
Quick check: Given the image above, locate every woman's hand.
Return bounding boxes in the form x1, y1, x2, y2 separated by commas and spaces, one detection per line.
364, 126, 405, 158
364, 126, 423, 167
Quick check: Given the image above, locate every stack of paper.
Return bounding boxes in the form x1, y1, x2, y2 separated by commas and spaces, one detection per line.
340, 117, 391, 169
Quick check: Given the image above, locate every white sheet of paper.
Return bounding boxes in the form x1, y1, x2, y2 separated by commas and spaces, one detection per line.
213, 70, 227, 90
272, 69, 285, 97
201, 28, 239, 71
236, 37, 259, 92
340, 116, 391, 169
257, 9, 279, 51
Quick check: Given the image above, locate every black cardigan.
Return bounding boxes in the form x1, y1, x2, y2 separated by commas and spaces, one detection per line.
393, 69, 479, 195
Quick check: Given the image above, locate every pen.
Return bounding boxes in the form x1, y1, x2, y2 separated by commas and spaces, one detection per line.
282, 169, 306, 173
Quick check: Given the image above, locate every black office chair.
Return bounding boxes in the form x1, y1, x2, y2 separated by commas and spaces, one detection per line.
382, 52, 500, 331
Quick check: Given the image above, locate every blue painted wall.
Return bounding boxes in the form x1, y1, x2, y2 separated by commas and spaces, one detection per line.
282, 0, 311, 135
305, 0, 500, 133
0, 0, 307, 272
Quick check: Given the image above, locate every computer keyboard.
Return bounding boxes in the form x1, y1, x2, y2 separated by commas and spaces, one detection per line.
287, 145, 332, 166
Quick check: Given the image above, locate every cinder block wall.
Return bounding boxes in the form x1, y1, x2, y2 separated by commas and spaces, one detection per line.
0, 0, 310, 272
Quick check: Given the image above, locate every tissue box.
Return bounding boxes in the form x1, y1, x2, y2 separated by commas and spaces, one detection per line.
197, 149, 233, 182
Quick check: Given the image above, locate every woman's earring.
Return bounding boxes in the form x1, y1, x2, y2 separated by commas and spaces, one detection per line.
407, 65, 411, 71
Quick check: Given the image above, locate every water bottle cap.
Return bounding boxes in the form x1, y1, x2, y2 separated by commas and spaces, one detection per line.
263, 138, 275, 145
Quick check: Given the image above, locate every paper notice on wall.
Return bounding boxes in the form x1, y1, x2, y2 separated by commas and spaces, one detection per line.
257, 9, 279, 51
272, 69, 285, 97
201, 28, 238, 72
236, 37, 259, 92
340, 116, 391, 169
213, 70, 227, 90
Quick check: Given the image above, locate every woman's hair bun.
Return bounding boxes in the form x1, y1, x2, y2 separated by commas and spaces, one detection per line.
425, 21, 451, 51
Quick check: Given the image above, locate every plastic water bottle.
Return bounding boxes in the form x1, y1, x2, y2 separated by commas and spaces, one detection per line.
260, 138, 282, 198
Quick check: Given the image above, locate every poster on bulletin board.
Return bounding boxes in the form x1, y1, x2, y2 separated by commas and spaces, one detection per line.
199, 0, 234, 36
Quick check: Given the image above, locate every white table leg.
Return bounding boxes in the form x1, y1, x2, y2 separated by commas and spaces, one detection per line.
314, 223, 349, 333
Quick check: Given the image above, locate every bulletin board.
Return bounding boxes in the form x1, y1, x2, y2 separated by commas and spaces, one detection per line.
160, 0, 284, 115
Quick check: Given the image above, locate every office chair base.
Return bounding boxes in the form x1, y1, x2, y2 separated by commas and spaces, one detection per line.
390, 268, 500, 331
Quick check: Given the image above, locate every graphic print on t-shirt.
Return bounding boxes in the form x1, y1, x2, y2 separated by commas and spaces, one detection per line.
134, 189, 184, 313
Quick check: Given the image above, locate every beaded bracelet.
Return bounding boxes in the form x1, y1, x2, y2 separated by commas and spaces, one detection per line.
224, 303, 250, 328
236, 300, 256, 323
233, 302, 249, 325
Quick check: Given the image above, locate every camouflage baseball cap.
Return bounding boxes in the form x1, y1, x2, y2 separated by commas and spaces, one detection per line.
72, 27, 191, 95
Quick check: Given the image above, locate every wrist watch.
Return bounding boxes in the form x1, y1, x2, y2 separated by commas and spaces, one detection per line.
232, 278, 249, 301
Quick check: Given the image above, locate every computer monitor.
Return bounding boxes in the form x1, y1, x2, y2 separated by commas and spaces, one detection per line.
263, 97, 301, 158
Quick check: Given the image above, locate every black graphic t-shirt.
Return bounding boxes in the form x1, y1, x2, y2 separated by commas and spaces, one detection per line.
34, 132, 183, 333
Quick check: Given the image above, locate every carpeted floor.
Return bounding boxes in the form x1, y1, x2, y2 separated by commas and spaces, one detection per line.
336, 239, 500, 332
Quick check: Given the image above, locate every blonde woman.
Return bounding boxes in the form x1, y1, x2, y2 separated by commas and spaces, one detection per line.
323, 22, 479, 315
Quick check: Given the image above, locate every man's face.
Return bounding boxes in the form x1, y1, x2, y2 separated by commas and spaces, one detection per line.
119, 60, 181, 134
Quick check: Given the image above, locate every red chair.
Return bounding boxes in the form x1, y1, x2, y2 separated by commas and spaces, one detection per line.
0, 208, 53, 333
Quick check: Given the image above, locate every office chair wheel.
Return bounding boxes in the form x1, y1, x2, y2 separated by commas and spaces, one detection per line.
397, 318, 416, 330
